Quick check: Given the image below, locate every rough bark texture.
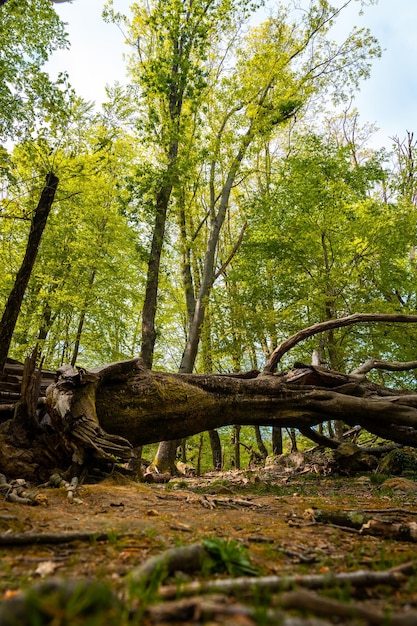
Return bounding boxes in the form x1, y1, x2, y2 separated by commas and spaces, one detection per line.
92, 362, 417, 448
4, 355, 417, 481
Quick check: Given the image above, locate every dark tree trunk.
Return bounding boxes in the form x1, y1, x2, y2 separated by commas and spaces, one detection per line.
0, 172, 59, 374
272, 427, 283, 455
208, 429, 222, 470
232, 425, 241, 469
254, 425, 268, 459
71, 269, 96, 367
288, 428, 298, 452
140, 183, 172, 369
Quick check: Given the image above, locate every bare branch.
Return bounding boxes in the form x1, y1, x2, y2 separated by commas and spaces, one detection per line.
351, 359, 417, 378
263, 314, 417, 373
158, 561, 415, 600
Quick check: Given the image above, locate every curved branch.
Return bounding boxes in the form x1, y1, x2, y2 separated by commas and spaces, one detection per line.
351, 359, 417, 378
263, 314, 417, 373
298, 425, 340, 449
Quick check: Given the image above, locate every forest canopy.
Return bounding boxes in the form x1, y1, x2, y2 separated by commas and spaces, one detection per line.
0, 0, 417, 470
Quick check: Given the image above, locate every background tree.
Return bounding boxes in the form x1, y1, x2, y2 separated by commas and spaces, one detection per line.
0, 172, 59, 373
0, 0, 67, 143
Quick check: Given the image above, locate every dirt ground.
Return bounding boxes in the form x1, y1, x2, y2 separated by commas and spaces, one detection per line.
1, 462, 417, 624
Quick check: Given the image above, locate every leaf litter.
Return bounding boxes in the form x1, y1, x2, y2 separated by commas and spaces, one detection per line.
0, 462, 417, 624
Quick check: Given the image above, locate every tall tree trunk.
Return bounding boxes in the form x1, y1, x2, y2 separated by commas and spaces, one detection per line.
140, 181, 173, 369
71, 269, 96, 367
179, 127, 253, 374
0, 172, 59, 374
208, 429, 222, 470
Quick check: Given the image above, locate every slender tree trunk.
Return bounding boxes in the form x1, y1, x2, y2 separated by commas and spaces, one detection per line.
71, 269, 97, 367
179, 130, 253, 374
0, 172, 59, 374
254, 425, 268, 459
208, 429, 222, 470
289, 428, 298, 453
232, 425, 241, 469
140, 181, 173, 369
272, 427, 283, 455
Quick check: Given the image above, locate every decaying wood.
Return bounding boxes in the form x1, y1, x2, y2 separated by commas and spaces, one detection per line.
351, 358, 417, 377
4, 353, 417, 480
45, 363, 135, 476
360, 519, 417, 542
279, 589, 417, 626
129, 543, 209, 587
5, 314, 417, 480
92, 363, 417, 450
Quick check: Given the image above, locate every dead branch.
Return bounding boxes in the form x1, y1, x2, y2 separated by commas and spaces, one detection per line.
280, 589, 417, 626
0, 531, 128, 546
263, 314, 417, 373
129, 543, 208, 587
351, 359, 417, 377
360, 520, 417, 542
145, 596, 332, 625
158, 561, 416, 599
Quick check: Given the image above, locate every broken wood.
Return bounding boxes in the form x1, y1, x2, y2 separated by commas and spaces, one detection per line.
4, 354, 417, 480
360, 519, 417, 542
5, 314, 417, 480
279, 589, 417, 626
144, 595, 332, 625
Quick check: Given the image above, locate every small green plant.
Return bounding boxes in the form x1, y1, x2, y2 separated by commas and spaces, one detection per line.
202, 537, 258, 577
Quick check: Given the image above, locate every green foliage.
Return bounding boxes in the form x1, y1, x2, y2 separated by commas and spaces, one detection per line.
1, 0, 414, 399
202, 537, 258, 576
0, 0, 68, 141
0, 100, 145, 368
208, 129, 416, 374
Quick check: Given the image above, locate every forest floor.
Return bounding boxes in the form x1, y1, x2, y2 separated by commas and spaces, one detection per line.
1, 456, 417, 624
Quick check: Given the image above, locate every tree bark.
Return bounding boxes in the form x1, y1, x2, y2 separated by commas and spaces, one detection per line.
0, 172, 59, 374
254, 425, 268, 459
4, 358, 417, 480
90, 362, 417, 449
7, 315, 417, 481
140, 181, 172, 369
272, 426, 283, 455
208, 429, 222, 470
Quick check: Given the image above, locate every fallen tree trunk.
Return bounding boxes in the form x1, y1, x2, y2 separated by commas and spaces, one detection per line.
4, 312, 417, 481
95, 366, 417, 448
58, 360, 417, 460
2, 357, 417, 481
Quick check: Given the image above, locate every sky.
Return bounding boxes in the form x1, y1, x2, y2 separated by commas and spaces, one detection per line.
46, 0, 417, 150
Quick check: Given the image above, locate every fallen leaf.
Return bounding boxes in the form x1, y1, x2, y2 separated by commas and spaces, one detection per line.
35, 561, 58, 577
